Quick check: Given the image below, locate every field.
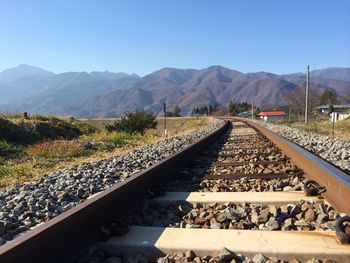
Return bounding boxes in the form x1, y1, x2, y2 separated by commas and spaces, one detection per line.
0, 115, 211, 189
280, 117, 350, 140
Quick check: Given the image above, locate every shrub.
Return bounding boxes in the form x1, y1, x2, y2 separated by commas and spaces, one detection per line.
0, 140, 24, 156
105, 110, 157, 135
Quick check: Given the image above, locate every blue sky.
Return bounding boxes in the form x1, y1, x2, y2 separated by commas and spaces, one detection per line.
0, 0, 349, 76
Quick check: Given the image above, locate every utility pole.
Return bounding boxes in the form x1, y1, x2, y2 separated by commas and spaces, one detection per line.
288, 99, 292, 122
163, 102, 168, 140
305, 65, 310, 124
251, 98, 254, 120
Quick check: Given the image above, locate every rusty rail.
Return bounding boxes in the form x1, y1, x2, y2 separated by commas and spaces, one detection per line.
243, 119, 350, 214
0, 121, 229, 263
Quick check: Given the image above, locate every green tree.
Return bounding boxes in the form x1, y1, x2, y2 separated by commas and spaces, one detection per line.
227, 101, 253, 115
105, 110, 157, 135
166, 105, 181, 117
172, 105, 181, 117
319, 90, 338, 105
228, 100, 235, 115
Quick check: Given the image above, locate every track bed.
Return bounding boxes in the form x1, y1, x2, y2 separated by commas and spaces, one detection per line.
1, 120, 349, 263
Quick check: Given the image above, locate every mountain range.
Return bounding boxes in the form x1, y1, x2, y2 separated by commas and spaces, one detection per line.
0, 64, 349, 117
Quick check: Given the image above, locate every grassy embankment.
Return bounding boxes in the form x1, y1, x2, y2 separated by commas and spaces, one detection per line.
277, 117, 350, 140
0, 114, 211, 189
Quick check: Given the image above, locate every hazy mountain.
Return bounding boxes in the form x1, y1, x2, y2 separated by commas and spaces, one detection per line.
0, 65, 349, 117
0, 65, 138, 107
281, 68, 350, 98
0, 64, 54, 83
311, 67, 350, 82
64, 66, 344, 117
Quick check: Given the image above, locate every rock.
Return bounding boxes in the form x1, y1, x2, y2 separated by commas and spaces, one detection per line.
284, 218, 294, 227
328, 210, 337, 221
316, 213, 328, 223
210, 223, 222, 229
33, 189, 45, 198
251, 213, 259, 224
267, 205, 277, 217
260, 208, 271, 223
177, 204, 192, 216
217, 247, 235, 261
324, 221, 336, 230
252, 253, 268, 263
316, 203, 327, 214
265, 217, 279, 230
295, 219, 309, 227
157, 257, 175, 263
235, 207, 247, 218
291, 176, 300, 185
305, 259, 322, 263
195, 218, 208, 224
280, 205, 288, 214
290, 205, 301, 216
289, 259, 301, 263
304, 209, 316, 222
199, 211, 209, 218
216, 214, 227, 223
185, 250, 196, 261
266, 257, 279, 263
0, 212, 9, 220
295, 212, 304, 220
301, 203, 312, 211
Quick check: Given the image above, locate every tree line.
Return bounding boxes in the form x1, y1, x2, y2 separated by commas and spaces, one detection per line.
191, 104, 219, 116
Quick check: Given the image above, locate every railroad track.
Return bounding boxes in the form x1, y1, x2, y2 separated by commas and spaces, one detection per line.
1, 120, 349, 263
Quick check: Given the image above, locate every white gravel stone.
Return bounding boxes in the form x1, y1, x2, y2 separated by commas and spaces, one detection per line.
255, 120, 350, 174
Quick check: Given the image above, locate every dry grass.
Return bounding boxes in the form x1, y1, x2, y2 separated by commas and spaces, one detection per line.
0, 163, 36, 187
27, 140, 87, 159
284, 117, 350, 140
0, 117, 212, 189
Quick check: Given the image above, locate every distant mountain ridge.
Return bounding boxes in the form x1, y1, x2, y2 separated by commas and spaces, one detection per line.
0, 64, 349, 117
0, 65, 139, 106
0, 64, 54, 83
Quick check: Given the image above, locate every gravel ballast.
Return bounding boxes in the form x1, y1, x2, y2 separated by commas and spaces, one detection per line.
256, 121, 350, 174
125, 200, 341, 231
80, 247, 337, 263
0, 119, 225, 243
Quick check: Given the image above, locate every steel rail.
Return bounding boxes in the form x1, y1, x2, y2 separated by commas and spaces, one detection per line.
243, 119, 350, 214
0, 121, 229, 263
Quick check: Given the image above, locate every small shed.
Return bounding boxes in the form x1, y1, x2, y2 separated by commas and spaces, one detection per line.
314, 105, 350, 122
258, 111, 287, 122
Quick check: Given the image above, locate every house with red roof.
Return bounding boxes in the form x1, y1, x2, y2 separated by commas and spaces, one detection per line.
258, 111, 287, 122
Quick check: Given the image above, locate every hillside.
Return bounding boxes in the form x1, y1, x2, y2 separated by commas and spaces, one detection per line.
0, 65, 349, 117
